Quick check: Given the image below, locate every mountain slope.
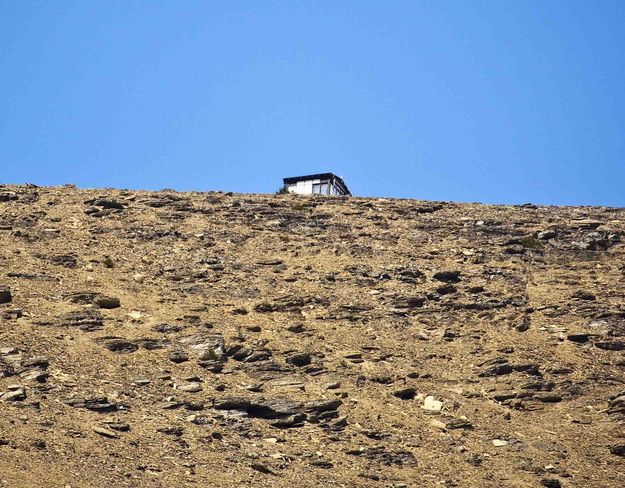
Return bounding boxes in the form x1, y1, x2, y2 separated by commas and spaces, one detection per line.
1, 184, 624, 487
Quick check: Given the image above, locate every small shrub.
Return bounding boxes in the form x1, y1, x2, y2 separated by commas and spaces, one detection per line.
521, 236, 542, 249
291, 203, 308, 212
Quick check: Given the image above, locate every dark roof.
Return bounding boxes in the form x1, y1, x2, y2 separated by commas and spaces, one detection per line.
283, 173, 351, 195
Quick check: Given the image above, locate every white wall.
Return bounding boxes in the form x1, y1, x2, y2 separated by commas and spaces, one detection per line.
287, 179, 320, 195
287, 178, 346, 196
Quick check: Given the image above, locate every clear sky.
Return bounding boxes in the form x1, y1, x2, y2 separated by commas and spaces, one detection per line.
2, 1, 624, 206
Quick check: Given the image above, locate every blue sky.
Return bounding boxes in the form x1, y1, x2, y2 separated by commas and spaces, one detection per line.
2, 1, 624, 205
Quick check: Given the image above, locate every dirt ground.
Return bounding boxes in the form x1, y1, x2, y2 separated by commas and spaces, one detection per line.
1, 184, 624, 487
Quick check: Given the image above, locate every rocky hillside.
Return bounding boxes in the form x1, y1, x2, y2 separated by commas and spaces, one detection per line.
1, 184, 624, 487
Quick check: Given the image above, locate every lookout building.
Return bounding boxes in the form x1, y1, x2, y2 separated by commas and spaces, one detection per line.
282, 173, 351, 196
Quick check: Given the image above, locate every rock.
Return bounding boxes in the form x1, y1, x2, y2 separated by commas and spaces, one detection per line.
286, 352, 311, 367
133, 273, 145, 283
537, 230, 557, 240
92, 426, 119, 439
250, 463, 277, 475
199, 360, 224, 373
572, 290, 596, 301
504, 244, 525, 255
394, 268, 425, 284
0, 192, 18, 202
342, 351, 362, 362
0, 360, 14, 380
541, 479, 562, 488
256, 259, 284, 266
49, 254, 78, 268
432, 271, 461, 283
159, 400, 184, 410
430, 417, 473, 430
65, 397, 121, 412
65, 291, 98, 304
468, 286, 485, 293
104, 340, 138, 353
608, 393, 625, 415
491, 392, 517, 402
182, 333, 226, 360
94, 295, 121, 309
346, 447, 416, 466
443, 329, 459, 340
20, 369, 48, 382
492, 439, 509, 447
270, 413, 306, 428
394, 296, 426, 309
571, 219, 602, 230
421, 396, 443, 412
436, 284, 457, 295
1, 388, 26, 401
305, 399, 342, 413
595, 341, 625, 351
157, 426, 183, 437
31, 439, 46, 450
332, 415, 348, 429
262, 398, 305, 417
177, 383, 202, 393
137, 338, 167, 350
392, 387, 416, 400
212, 395, 340, 427
429, 419, 448, 430
56, 310, 103, 331
286, 324, 305, 333
1, 308, 22, 320
212, 397, 251, 411
244, 383, 263, 392
169, 350, 189, 363
521, 380, 554, 392
240, 349, 272, 363
254, 294, 327, 313
567, 333, 591, 343
0, 287, 12, 304
534, 393, 562, 403
21, 357, 49, 369
84, 198, 125, 210
480, 363, 514, 376
152, 323, 183, 333
104, 422, 131, 432
479, 358, 514, 377
610, 444, 625, 457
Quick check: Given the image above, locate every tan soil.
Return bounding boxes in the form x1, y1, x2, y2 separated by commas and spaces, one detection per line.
0, 184, 624, 487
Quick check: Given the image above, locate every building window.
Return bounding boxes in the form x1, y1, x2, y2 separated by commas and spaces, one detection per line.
312, 181, 330, 195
